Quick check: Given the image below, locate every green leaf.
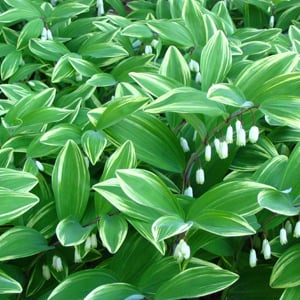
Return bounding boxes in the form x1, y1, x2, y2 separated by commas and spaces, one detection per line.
0, 148, 13, 168
188, 181, 273, 218
192, 210, 256, 237
17, 18, 44, 50
0, 226, 52, 261
270, 243, 300, 288
280, 286, 300, 300
50, 2, 89, 19
152, 216, 193, 242
48, 269, 117, 300
0, 168, 38, 192
129, 72, 182, 98
147, 20, 194, 47
87, 73, 117, 87
207, 83, 248, 107
91, 96, 148, 130
81, 130, 107, 166
200, 30, 232, 91
85, 283, 143, 300
52, 140, 90, 220
116, 169, 183, 216
105, 112, 185, 173
56, 217, 95, 247
0, 269, 22, 294
29, 39, 70, 61
122, 23, 153, 39
235, 53, 298, 99
258, 189, 299, 216
1, 50, 22, 80
51, 55, 75, 83
98, 214, 128, 254
159, 46, 191, 85
156, 266, 239, 300
145, 87, 225, 116
40, 124, 81, 146
0, 188, 39, 225
68, 56, 99, 77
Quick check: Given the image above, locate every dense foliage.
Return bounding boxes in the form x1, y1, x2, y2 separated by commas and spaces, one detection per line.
1, 0, 300, 299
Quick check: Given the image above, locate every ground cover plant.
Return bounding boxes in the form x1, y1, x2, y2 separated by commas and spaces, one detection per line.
1, 0, 300, 299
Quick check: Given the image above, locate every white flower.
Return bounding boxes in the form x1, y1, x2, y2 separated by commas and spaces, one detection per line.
96, 0, 103, 7
235, 120, 242, 133
52, 255, 63, 272
91, 233, 98, 248
188, 59, 200, 73
42, 265, 51, 280
280, 228, 288, 245
249, 126, 259, 143
269, 15, 275, 28
144, 45, 153, 55
205, 144, 211, 162
195, 72, 202, 83
226, 125, 233, 144
196, 168, 205, 185
184, 186, 193, 197
76, 72, 83, 82
84, 236, 92, 252
236, 128, 246, 146
249, 248, 257, 268
180, 137, 190, 152
214, 138, 220, 154
293, 221, 300, 238
35, 160, 44, 172
262, 239, 271, 260
41, 27, 47, 41
174, 239, 191, 263
151, 39, 159, 48
97, 0, 104, 16
285, 220, 293, 234
46, 29, 53, 40
219, 141, 228, 159
51, 0, 57, 6
74, 247, 82, 263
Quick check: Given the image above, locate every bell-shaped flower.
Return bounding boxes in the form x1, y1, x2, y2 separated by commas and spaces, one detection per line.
285, 220, 293, 234
262, 239, 271, 260
84, 236, 92, 252
293, 221, 300, 238
174, 239, 191, 263
236, 128, 246, 146
91, 233, 98, 248
52, 255, 63, 272
214, 138, 220, 154
219, 141, 228, 159
269, 15, 275, 28
42, 265, 51, 280
280, 227, 288, 245
249, 126, 259, 143
46, 29, 53, 40
195, 72, 202, 83
180, 137, 190, 152
205, 144, 211, 162
74, 247, 82, 263
151, 39, 159, 48
144, 45, 153, 55
189, 59, 200, 73
235, 120, 242, 133
196, 168, 205, 185
41, 27, 48, 41
226, 125, 233, 144
249, 248, 257, 268
184, 186, 193, 197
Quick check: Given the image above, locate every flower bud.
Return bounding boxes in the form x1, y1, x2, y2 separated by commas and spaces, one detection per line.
144, 45, 153, 55
42, 265, 51, 280
151, 39, 159, 48
219, 141, 228, 159
180, 137, 190, 152
184, 186, 193, 197
41, 27, 47, 41
74, 247, 82, 263
97, 1, 104, 16
174, 239, 190, 263
91, 233, 98, 248
46, 29, 53, 40
225, 125, 233, 144
285, 220, 293, 234
84, 236, 92, 252
235, 120, 242, 133
196, 168, 205, 185
205, 144, 211, 162
52, 255, 63, 272
188, 59, 200, 73
262, 239, 271, 260
76, 72, 83, 82
214, 138, 220, 154
195, 72, 202, 83
249, 126, 259, 143
269, 15, 275, 28
236, 128, 246, 147
293, 221, 300, 238
249, 248, 257, 268
35, 160, 44, 172
280, 228, 288, 245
